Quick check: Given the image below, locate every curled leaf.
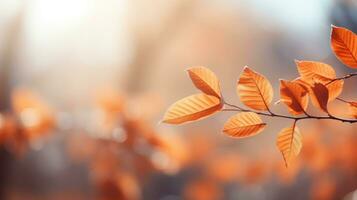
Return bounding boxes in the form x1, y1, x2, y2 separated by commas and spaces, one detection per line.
237, 66, 273, 111
187, 67, 221, 98
162, 94, 222, 124
331, 25, 357, 68
310, 82, 329, 113
276, 123, 302, 167
280, 80, 309, 115
223, 112, 266, 138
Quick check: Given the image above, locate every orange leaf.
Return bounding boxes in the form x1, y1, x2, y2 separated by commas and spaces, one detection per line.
348, 101, 357, 119
292, 78, 311, 90
11, 89, 54, 140
331, 25, 357, 68
325, 80, 344, 102
162, 94, 222, 124
310, 82, 329, 113
187, 67, 221, 98
280, 80, 309, 115
296, 60, 336, 83
294, 77, 343, 103
276, 122, 302, 167
223, 112, 266, 138
237, 66, 273, 111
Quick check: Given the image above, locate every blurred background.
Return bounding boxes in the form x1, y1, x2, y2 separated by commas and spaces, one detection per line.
0, 0, 356, 199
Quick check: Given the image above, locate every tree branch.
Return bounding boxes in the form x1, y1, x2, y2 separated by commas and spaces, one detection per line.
326, 72, 357, 85
222, 102, 357, 123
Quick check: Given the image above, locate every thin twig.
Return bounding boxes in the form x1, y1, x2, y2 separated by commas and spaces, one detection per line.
336, 97, 350, 103
326, 72, 357, 85
222, 102, 357, 123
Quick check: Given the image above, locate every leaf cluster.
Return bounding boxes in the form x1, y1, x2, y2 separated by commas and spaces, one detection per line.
163, 25, 357, 167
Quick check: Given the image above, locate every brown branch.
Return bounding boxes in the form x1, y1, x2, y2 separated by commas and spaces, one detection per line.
326, 72, 357, 86
222, 101, 357, 124
336, 97, 350, 103
325, 73, 357, 103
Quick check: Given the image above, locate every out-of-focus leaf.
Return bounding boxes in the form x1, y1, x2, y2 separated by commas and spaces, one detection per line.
331, 25, 357, 68
242, 160, 268, 184
184, 178, 222, 200
276, 123, 302, 167
237, 66, 273, 110
11, 89, 55, 141
222, 112, 266, 138
162, 94, 222, 124
280, 80, 309, 115
206, 153, 241, 182
310, 176, 336, 200
187, 67, 221, 98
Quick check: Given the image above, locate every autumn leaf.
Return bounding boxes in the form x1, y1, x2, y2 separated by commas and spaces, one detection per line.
280, 80, 309, 115
276, 122, 302, 167
293, 77, 343, 103
310, 83, 329, 113
292, 78, 311, 90
223, 112, 266, 138
348, 101, 357, 119
331, 25, 357, 68
162, 94, 222, 124
295, 60, 344, 102
11, 89, 54, 140
325, 80, 344, 102
187, 67, 221, 98
296, 60, 336, 83
311, 176, 336, 200
237, 66, 273, 111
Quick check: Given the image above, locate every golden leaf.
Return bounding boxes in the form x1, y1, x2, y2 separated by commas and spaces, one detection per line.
331, 25, 357, 68
348, 101, 357, 119
276, 123, 302, 167
237, 66, 273, 110
292, 78, 310, 90
295, 60, 344, 102
294, 77, 343, 103
222, 112, 266, 138
310, 82, 329, 113
187, 67, 221, 98
325, 80, 344, 102
162, 94, 222, 124
296, 60, 336, 83
280, 80, 309, 115
11, 89, 54, 140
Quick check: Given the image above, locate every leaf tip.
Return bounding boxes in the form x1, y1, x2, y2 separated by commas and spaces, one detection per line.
157, 120, 164, 126
242, 66, 250, 72
185, 66, 195, 72
186, 66, 206, 72
279, 79, 286, 84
